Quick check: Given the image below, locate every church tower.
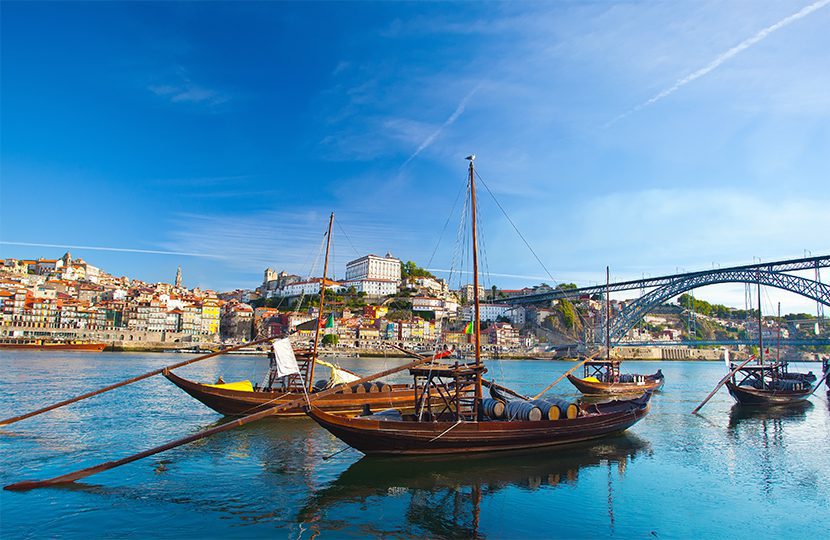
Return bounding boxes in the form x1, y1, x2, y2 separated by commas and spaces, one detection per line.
175, 266, 182, 288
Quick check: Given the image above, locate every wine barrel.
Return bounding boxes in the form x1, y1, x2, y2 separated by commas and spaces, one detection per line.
505, 400, 542, 421
368, 382, 381, 393
482, 398, 506, 419
355, 382, 369, 393
530, 399, 560, 420
376, 382, 392, 393
548, 398, 579, 419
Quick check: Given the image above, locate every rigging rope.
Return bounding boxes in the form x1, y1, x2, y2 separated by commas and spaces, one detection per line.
475, 170, 557, 285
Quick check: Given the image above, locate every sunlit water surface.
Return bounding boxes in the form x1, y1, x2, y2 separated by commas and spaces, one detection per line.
1, 351, 828, 539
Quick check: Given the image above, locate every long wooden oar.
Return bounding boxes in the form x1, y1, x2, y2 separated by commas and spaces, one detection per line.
531, 353, 598, 400
0, 336, 283, 427
691, 356, 755, 414
805, 367, 830, 397
5, 349, 444, 491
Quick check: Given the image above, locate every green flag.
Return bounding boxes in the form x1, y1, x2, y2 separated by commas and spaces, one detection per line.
464, 321, 474, 335
325, 314, 335, 328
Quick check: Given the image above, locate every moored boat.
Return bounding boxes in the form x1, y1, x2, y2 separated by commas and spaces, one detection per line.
0, 339, 107, 352
305, 155, 652, 456
724, 361, 812, 406
567, 360, 664, 395
163, 368, 427, 417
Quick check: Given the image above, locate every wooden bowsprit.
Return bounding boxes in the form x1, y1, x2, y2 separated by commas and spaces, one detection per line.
531, 354, 597, 400
0, 336, 288, 427
4, 349, 446, 491
691, 356, 755, 415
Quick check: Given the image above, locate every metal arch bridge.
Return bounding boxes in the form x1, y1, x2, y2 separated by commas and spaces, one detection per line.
504, 254, 830, 345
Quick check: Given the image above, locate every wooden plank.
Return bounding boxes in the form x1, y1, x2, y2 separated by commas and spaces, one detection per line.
0, 336, 287, 427
4, 348, 447, 491
531, 354, 598, 400
690, 356, 755, 414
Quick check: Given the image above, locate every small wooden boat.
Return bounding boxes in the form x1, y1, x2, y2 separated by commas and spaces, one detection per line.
567, 360, 664, 395
0, 339, 107, 352
306, 156, 652, 456
164, 367, 431, 417
724, 361, 813, 406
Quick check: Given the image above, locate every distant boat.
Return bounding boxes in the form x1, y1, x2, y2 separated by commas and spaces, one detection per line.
0, 339, 106, 352
724, 279, 814, 406
567, 360, 664, 395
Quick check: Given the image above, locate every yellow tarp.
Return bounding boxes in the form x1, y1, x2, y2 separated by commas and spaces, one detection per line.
582, 376, 601, 383
204, 380, 254, 392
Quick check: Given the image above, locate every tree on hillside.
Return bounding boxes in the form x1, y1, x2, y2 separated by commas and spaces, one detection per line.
401, 261, 435, 280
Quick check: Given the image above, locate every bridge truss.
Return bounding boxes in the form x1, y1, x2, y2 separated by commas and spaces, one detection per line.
504, 255, 830, 346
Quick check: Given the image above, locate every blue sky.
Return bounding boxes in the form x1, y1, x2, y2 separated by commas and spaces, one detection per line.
1, 1, 828, 314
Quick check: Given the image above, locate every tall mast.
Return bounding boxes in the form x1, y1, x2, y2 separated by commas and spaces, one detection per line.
757, 274, 763, 366
777, 301, 781, 364
310, 212, 334, 391
606, 266, 611, 361
467, 155, 483, 404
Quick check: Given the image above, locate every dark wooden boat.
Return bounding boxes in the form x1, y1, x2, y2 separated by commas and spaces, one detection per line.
305, 156, 652, 456
164, 368, 427, 417
0, 339, 107, 352
567, 360, 664, 395
721, 280, 815, 407
724, 361, 812, 406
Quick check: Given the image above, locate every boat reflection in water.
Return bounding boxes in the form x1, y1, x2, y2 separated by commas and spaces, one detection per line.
299, 434, 650, 537
727, 401, 813, 430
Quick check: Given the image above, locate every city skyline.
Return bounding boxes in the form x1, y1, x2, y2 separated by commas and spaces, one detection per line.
2, 2, 829, 314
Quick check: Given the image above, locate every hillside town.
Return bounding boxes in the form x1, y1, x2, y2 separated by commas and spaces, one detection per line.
0, 252, 824, 357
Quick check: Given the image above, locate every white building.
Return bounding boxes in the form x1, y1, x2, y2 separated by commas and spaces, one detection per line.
461, 303, 512, 322
269, 278, 342, 298
344, 253, 401, 296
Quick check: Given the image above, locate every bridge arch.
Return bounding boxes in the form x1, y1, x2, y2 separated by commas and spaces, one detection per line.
610, 270, 830, 344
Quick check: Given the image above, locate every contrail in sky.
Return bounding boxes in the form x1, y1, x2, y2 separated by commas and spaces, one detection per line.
402, 84, 482, 168
0, 241, 224, 259
606, 0, 830, 127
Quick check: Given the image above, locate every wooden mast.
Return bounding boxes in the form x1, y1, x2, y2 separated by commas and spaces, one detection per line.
309, 212, 334, 392
606, 266, 611, 361
467, 155, 482, 407
757, 274, 764, 366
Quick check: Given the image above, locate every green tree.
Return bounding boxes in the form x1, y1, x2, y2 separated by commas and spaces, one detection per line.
322, 334, 338, 347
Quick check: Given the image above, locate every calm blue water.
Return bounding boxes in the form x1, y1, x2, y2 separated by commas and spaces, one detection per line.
1, 351, 828, 539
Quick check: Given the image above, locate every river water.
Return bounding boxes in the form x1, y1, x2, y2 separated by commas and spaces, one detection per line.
1, 351, 828, 539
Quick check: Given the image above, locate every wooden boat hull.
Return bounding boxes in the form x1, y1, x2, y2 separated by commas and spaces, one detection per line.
0, 341, 107, 352
567, 373, 664, 395
164, 370, 420, 417
305, 394, 651, 456
725, 381, 812, 406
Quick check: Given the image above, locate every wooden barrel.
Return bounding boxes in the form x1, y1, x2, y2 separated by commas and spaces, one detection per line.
368, 382, 381, 393
546, 398, 579, 419
505, 400, 542, 421
355, 382, 369, 393
531, 399, 560, 420
482, 398, 506, 419
376, 382, 392, 393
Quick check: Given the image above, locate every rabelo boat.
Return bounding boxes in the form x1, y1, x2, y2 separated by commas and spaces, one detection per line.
724, 281, 815, 406
305, 156, 652, 455
567, 359, 664, 395
163, 213, 450, 417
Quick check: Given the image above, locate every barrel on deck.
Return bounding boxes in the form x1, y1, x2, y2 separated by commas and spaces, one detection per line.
482, 398, 506, 419
376, 382, 393, 393
505, 400, 542, 421
532, 398, 579, 420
